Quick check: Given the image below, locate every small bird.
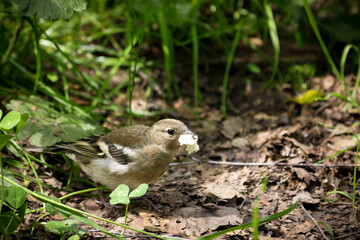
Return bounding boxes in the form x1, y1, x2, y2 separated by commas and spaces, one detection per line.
30, 119, 199, 190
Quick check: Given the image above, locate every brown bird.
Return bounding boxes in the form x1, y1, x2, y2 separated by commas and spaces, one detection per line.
31, 119, 199, 190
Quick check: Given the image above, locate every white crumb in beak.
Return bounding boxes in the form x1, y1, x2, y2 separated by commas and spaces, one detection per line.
178, 134, 199, 154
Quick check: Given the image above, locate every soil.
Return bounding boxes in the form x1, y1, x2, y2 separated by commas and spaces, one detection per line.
10, 40, 360, 239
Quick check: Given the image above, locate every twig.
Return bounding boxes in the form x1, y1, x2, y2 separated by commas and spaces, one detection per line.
334, 230, 360, 239
170, 157, 360, 168
300, 202, 329, 240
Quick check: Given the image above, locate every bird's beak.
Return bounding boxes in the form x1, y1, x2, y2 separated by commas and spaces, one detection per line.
184, 129, 195, 135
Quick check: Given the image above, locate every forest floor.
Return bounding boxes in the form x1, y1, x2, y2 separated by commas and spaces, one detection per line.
16, 41, 360, 239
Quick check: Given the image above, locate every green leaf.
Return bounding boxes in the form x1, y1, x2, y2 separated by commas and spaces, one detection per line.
16, 113, 29, 133
289, 90, 323, 105
0, 109, 2, 120
0, 135, 13, 150
46, 221, 77, 234
3, 159, 26, 169
0, 211, 18, 235
17, 203, 28, 222
69, 234, 81, 240
247, 63, 261, 74
46, 73, 59, 82
323, 92, 351, 103
325, 190, 352, 203
45, 197, 62, 216
129, 183, 148, 198
7, 97, 106, 147
0, 169, 16, 188
5, 186, 26, 209
109, 184, 130, 205
0, 111, 21, 130
13, 0, 87, 21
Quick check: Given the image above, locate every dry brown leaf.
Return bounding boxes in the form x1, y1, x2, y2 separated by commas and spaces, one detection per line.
202, 182, 241, 199
293, 191, 320, 204
221, 116, 244, 139
293, 167, 315, 185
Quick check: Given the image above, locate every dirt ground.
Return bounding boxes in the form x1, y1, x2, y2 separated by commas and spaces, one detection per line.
16, 42, 360, 239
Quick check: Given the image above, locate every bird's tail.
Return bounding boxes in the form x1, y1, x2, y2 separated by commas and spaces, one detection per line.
25, 147, 61, 154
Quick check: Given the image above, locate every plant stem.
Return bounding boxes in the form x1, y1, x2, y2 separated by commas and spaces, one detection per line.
121, 204, 129, 238
1, 17, 24, 68
3, 177, 169, 239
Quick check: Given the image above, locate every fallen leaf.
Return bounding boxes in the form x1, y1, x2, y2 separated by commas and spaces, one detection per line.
293, 167, 315, 185
221, 116, 244, 139
293, 191, 320, 204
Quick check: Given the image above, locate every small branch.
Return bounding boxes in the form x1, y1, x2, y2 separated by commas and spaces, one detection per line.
170, 157, 360, 168
300, 202, 329, 240
334, 230, 360, 239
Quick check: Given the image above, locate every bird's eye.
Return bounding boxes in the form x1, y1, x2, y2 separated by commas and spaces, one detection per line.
167, 128, 175, 135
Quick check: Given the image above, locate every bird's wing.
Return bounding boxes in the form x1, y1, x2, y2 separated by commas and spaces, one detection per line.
97, 125, 150, 165
57, 125, 151, 165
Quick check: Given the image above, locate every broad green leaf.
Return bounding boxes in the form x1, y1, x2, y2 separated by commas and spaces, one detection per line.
0, 169, 16, 188
129, 183, 148, 198
0, 111, 21, 130
16, 113, 29, 133
7, 98, 106, 147
0, 135, 13, 150
5, 186, 26, 209
17, 203, 28, 222
14, 0, 87, 21
0, 211, 18, 235
0, 109, 2, 120
109, 184, 130, 205
69, 235, 81, 240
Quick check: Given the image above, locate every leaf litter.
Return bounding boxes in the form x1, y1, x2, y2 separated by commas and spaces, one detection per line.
7, 65, 360, 239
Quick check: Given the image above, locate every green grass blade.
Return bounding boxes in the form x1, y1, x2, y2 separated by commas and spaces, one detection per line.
91, 39, 134, 107
302, 0, 360, 113
191, 15, 199, 120
196, 198, 300, 240
262, 0, 280, 89
157, 4, 174, 103
221, 22, 244, 117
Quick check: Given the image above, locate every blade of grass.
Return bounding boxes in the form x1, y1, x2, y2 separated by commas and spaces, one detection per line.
340, 44, 360, 111
157, 3, 177, 104
31, 18, 99, 90
191, 0, 199, 120
196, 198, 300, 240
262, 0, 280, 90
302, 0, 360, 113
27, 18, 42, 94
3, 176, 171, 240
221, 21, 244, 117
91, 40, 134, 107
252, 177, 267, 240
